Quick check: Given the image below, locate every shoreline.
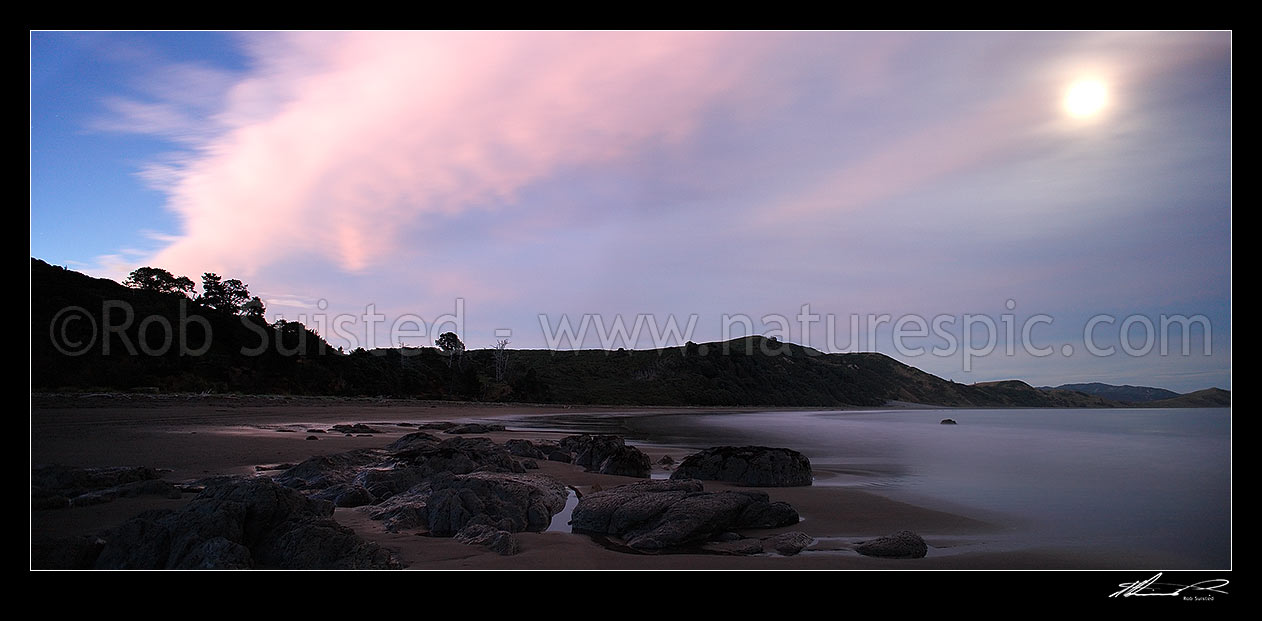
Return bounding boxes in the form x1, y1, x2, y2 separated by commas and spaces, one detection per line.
31, 399, 1176, 570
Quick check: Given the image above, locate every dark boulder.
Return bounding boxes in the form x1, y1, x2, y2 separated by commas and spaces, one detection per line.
855, 530, 928, 559
670, 446, 813, 487
384, 431, 443, 454
505, 439, 547, 460
330, 421, 383, 431
369, 472, 567, 536
94, 477, 398, 569
272, 449, 383, 491
331, 423, 386, 434
764, 531, 814, 556
547, 451, 573, 464
569, 479, 800, 551
313, 484, 376, 508
596, 445, 652, 478
940, 419, 958, 425
559, 434, 651, 478
393, 436, 525, 475
455, 523, 520, 556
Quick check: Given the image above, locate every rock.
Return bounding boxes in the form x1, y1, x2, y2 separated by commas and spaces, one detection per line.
327, 485, 376, 508
658, 455, 675, 465
559, 434, 651, 478
331, 423, 386, 434
940, 418, 958, 425
505, 439, 546, 459
764, 531, 814, 556
701, 539, 765, 555
370, 472, 568, 536
396, 422, 415, 427
306, 436, 319, 441
547, 451, 573, 463
277, 434, 530, 510
596, 445, 652, 478
32, 464, 165, 499
94, 477, 398, 569
569, 479, 800, 551
671, 446, 813, 487
855, 530, 928, 559
384, 431, 443, 454
444, 423, 506, 435
32, 465, 182, 509
272, 449, 382, 491
349, 465, 432, 501
454, 523, 520, 556
307, 429, 327, 433
521, 459, 539, 470
393, 436, 526, 475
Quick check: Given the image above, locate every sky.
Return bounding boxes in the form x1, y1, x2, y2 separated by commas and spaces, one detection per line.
29, 31, 1231, 393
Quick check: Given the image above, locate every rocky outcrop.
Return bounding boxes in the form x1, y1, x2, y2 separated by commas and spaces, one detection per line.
93, 477, 398, 569
569, 479, 800, 551
670, 446, 813, 487
31, 464, 183, 510
940, 418, 957, 425
855, 530, 928, 559
559, 434, 651, 478
271, 449, 383, 492
505, 439, 547, 460
276, 435, 532, 508
764, 531, 814, 556
369, 472, 568, 536
455, 523, 519, 556
330, 423, 386, 434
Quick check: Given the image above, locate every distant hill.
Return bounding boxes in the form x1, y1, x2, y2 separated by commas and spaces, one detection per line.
975, 380, 1117, 408
1142, 388, 1232, 408
1049, 382, 1181, 403
29, 258, 1227, 409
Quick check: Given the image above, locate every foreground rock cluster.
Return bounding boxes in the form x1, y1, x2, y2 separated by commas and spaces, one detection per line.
35, 427, 865, 566
31, 464, 186, 510
570, 479, 801, 551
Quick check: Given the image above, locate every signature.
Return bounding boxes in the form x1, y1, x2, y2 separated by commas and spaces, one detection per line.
1109, 573, 1230, 598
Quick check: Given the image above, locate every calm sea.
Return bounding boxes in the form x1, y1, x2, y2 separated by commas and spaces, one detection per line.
511, 407, 1231, 568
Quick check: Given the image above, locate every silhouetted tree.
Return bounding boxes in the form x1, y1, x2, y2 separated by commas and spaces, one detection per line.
242, 296, 267, 320
493, 338, 510, 381
123, 267, 195, 297
436, 331, 464, 368
199, 273, 251, 314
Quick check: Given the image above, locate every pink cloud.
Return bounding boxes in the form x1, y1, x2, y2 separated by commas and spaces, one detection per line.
147, 31, 795, 279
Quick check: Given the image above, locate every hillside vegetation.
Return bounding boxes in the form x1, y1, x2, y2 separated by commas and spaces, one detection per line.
31, 259, 1228, 408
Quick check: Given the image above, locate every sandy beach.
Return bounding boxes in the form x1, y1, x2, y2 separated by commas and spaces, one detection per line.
30, 395, 1169, 570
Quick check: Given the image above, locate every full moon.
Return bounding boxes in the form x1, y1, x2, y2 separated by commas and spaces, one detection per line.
1064, 80, 1108, 118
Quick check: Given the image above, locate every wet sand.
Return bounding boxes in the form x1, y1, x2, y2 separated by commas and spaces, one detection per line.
30, 396, 1157, 570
